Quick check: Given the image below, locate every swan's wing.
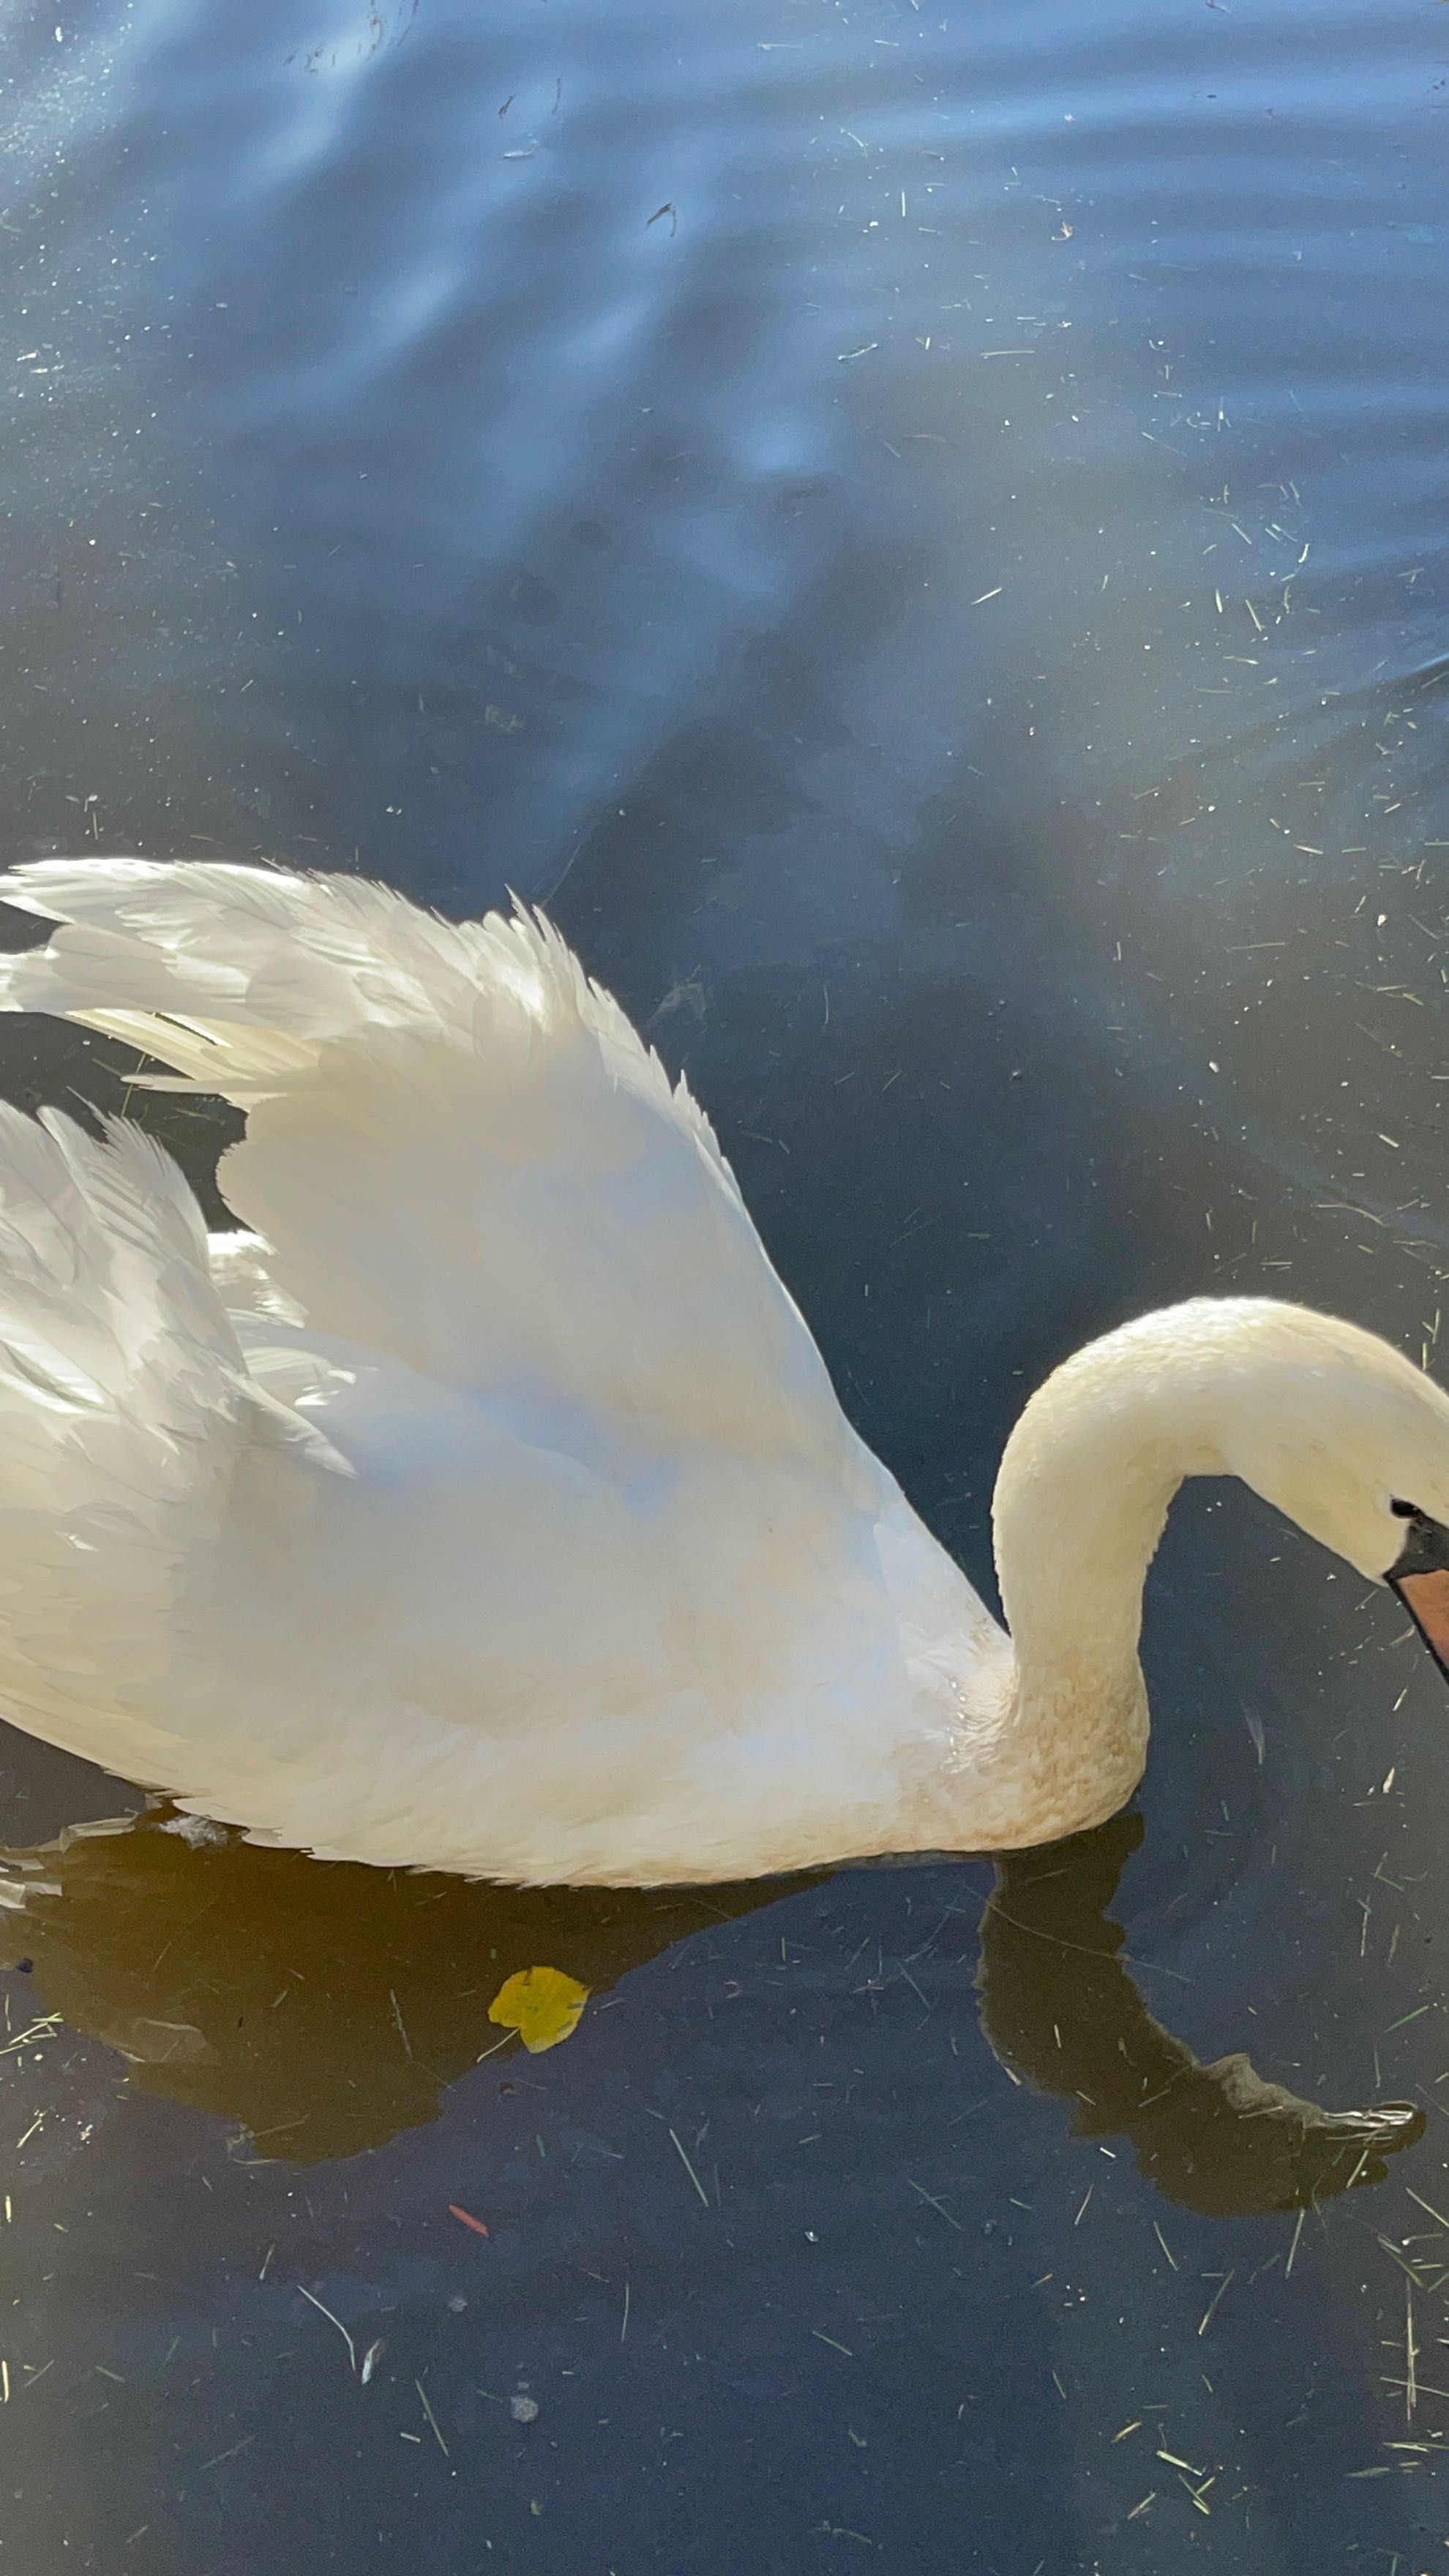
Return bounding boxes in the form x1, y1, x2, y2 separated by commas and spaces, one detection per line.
0, 861, 853, 1465
0, 1107, 325, 1780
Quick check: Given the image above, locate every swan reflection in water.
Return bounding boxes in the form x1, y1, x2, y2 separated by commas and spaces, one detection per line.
0, 1808, 1421, 2209
976, 1813, 1421, 2215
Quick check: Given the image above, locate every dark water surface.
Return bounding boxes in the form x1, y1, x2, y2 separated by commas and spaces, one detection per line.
1, 0, 1449, 2566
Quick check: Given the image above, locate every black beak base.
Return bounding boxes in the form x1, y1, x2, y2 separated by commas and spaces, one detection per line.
1388, 1510, 1449, 1686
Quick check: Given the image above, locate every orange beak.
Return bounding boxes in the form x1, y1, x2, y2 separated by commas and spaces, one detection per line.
1393, 1566, 1449, 1685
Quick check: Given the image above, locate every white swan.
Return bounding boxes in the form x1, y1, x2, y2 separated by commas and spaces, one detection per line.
0, 857, 1444, 1887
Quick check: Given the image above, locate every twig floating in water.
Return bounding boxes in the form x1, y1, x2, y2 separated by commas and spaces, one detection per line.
297, 2284, 357, 2375
1197, 2271, 1235, 2337
668, 2128, 711, 2209
905, 2177, 962, 2231
416, 2379, 449, 2457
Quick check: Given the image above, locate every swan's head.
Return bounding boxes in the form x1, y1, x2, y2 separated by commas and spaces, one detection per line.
1211, 1303, 1449, 1677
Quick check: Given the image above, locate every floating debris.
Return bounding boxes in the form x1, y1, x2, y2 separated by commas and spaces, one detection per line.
487, 1965, 589, 2054
416, 2379, 449, 2455
296, 2284, 356, 2375
905, 2177, 962, 2231
1198, 2272, 1235, 2337
668, 2127, 711, 2209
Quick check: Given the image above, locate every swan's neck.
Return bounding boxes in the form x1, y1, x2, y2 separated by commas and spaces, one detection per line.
981, 1307, 1234, 1847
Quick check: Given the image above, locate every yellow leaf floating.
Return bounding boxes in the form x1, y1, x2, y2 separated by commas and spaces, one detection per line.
487, 1964, 590, 2055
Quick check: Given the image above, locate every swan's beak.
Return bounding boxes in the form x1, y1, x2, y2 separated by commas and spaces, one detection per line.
1388, 1510, 1449, 1685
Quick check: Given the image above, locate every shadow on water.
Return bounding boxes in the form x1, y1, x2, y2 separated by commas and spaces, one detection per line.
0, 1808, 1421, 2206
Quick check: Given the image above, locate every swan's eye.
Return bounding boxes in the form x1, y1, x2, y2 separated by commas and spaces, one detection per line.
1390, 1497, 1420, 1520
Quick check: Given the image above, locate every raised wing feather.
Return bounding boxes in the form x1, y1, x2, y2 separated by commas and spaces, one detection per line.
0, 861, 854, 1464
0, 1107, 260, 1778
